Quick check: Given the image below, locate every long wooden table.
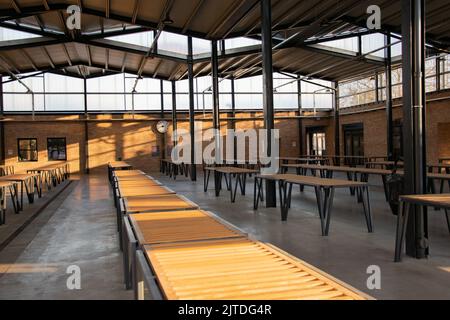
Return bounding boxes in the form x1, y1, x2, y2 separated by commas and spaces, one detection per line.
0, 181, 18, 225
0, 173, 41, 212
28, 162, 69, 190
123, 209, 246, 291
204, 167, 259, 203
254, 174, 372, 236
365, 161, 404, 169
121, 194, 199, 215
395, 194, 450, 262
160, 158, 189, 180
282, 163, 391, 201
137, 238, 371, 300
108, 161, 133, 183
0, 165, 14, 176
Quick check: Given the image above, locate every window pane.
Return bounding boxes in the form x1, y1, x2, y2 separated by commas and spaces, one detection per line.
48, 138, 67, 161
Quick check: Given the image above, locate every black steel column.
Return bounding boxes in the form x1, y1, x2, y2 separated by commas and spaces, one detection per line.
160, 79, 166, 160
231, 78, 237, 162
188, 36, 197, 181
402, 0, 428, 258
297, 75, 304, 156
0, 76, 5, 166
171, 80, 177, 148
385, 34, 394, 161
211, 40, 221, 164
84, 78, 89, 174
261, 0, 276, 207
333, 82, 340, 165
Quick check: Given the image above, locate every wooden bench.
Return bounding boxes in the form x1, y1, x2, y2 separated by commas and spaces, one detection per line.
204, 167, 259, 203
0, 174, 41, 212
0, 181, 18, 225
121, 194, 199, 215
255, 174, 372, 236
0, 165, 14, 176
395, 194, 450, 262
283, 164, 392, 201
108, 161, 133, 183
28, 162, 69, 190
135, 238, 371, 300
123, 209, 246, 289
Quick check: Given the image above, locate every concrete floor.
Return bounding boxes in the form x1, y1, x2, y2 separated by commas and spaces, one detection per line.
157, 170, 450, 300
0, 175, 132, 300
0, 171, 449, 300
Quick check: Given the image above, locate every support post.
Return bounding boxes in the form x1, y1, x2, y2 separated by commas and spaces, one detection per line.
261, 0, 276, 207
211, 40, 221, 164
160, 79, 166, 160
333, 82, 340, 165
297, 75, 304, 156
84, 78, 89, 174
231, 78, 237, 163
171, 80, 177, 148
188, 36, 197, 181
402, 0, 428, 259
0, 76, 5, 166
385, 34, 394, 161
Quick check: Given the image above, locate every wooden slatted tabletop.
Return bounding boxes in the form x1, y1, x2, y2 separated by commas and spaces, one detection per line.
144, 238, 370, 300
129, 210, 246, 245
109, 161, 133, 169
118, 184, 175, 198
427, 173, 450, 181
30, 162, 68, 171
215, 167, 259, 174
0, 181, 14, 188
114, 170, 155, 181
283, 164, 391, 176
258, 174, 367, 188
400, 194, 450, 208
0, 173, 39, 182
282, 174, 367, 188
123, 194, 199, 214
116, 179, 161, 187
113, 170, 146, 177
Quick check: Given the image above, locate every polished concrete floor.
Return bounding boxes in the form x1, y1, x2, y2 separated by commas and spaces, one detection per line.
0, 175, 132, 300
0, 171, 449, 300
157, 170, 450, 300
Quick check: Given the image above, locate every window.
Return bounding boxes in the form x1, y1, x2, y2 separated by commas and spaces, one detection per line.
47, 138, 67, 161
18, 139, 38, 162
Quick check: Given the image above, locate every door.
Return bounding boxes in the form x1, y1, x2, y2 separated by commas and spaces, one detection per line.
306, 127, 327, 156
344, 124, 364, 165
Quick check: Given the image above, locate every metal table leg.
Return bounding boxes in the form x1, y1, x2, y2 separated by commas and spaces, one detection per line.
361, 186, 373, 233
394, 201, 410, 262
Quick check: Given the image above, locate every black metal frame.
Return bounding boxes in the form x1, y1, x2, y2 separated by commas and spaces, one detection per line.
254, 174, 373, 236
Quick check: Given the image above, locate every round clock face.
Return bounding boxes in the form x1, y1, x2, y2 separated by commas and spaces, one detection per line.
156, 120, 169, 134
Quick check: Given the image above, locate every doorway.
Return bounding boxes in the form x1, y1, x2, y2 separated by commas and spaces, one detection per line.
344, 123, 364, 165
306, 127, 327, 156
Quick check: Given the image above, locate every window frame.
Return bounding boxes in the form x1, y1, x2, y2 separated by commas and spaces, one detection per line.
17, 138, 38, 162
47, 137, 67, 161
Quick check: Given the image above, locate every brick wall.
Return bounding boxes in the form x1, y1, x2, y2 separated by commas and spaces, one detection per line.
1, 95, 449, 174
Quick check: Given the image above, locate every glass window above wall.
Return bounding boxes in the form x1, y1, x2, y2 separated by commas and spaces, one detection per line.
225, 37, 261, 50
87, 73, 125, 93
107, 31, 154, 47
0, 27, 40, 41
45, 74, 83, 93
158, 31, 188, 55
